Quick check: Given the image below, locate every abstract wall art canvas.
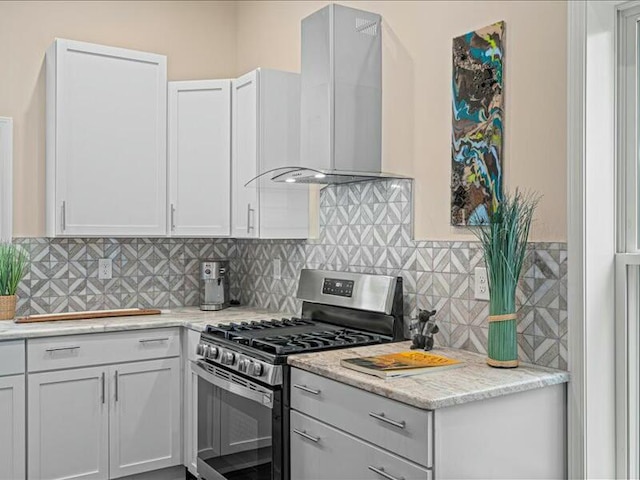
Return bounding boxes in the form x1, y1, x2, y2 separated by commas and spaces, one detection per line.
451, 21, 504, 226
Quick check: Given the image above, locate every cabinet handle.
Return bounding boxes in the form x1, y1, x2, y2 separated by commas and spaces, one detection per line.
292, 428, 320, 443
45, 345, 80, 353
61, 201, 66, 232
369, 412, 406, 429
368, 466, 405, 480
115, 370, 119, 402
247, 204, 255, 233
170, 203, 176, 232
293, 384, 321, 395
139, 337, 169, 344
101, 372, 105, 404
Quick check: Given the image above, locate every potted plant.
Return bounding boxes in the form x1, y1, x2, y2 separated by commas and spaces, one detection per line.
0, 242, 28, 320
471, 190, 538, 368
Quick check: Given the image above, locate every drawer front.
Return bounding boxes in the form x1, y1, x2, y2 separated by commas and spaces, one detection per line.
291, 410, 431, 480
28, 328, 180, 372
0, 340, 25, 376
291, 368, 432, 467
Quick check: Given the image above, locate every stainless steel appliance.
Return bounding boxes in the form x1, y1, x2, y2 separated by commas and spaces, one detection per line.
200, 260, 230, 311
192, 269, 404, 480
245, 4, 411, 186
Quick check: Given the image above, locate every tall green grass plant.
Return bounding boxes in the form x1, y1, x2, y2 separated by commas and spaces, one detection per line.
471, 190, 538, 367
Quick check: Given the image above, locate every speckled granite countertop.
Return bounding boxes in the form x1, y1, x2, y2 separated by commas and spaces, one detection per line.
0, 307, 284, 340
288, 341, 570, 410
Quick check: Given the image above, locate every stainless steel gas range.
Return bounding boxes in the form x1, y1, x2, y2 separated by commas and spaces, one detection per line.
191, 269, 405, 480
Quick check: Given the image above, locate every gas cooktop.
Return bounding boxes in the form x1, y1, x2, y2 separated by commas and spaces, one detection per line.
205, 317, 389, 355
196, 269, 405, 385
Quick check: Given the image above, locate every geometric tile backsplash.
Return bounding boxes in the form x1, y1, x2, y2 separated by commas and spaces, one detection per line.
13, 179, 567, 369
234, 180, 568, 370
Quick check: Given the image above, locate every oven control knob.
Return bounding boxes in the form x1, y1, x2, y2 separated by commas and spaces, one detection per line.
238, 359, 250, 372
196, 343, 205, 356
208, 346, 219, 359
250, 362, 263, 377
221, 352, 235, 365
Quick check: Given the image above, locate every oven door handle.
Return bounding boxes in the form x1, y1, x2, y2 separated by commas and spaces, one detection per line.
191, 361, 274, 410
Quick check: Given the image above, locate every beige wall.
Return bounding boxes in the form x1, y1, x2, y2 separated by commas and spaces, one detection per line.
0, 1, 237, 236
236, 0, 567, 242
2, 0, 567, 241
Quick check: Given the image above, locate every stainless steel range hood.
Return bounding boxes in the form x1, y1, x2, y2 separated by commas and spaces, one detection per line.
255, 166, 407, 185
255, 4, 410, 186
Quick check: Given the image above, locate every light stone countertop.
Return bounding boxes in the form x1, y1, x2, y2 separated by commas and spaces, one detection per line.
0, 307, 285, 340
1, 310, 570, 411
288, 341, 570, 410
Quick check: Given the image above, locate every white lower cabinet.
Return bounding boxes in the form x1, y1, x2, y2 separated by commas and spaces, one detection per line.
27, 331, 182, 480
109, 358, 181, 478
290, 367, 566, 480
28, 367, 109, 480
290, 368, 432, 480
183, 328, 200, 476
183, 366, 199, 475
291, 410, 431, 480
0, 374, 25, 480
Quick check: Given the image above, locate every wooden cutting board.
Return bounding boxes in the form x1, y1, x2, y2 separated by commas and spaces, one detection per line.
14, 308, 162, 324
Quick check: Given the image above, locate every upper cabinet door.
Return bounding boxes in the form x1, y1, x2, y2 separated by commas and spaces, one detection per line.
168, 80, 231, 237
232, 70, 259, 238
258, 69, 309, 239
46, 39, 167, 237
232, 69, 309, 239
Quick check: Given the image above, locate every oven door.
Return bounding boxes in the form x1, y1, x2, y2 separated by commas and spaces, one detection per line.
192, 360, 283, 480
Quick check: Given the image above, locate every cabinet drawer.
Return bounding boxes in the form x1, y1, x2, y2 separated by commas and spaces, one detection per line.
291, 368, 432, 467
0, 340, 25, 376
27, 328, 179, 372
291, 410, 431, 480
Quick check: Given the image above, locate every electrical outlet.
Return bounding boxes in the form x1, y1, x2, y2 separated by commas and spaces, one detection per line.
273, 259, 282, 280
474, 267, 490, 301
98, 258, 113, 280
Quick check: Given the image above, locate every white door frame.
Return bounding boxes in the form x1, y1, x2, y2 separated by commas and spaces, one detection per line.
0, 117, 12, 240
568, 1, 638, 478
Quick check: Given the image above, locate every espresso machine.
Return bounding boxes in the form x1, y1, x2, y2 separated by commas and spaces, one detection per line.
200, 260, 230, 311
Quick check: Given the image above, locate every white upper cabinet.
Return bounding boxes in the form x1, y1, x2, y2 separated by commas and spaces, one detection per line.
168, 80, 231, 237
46, 39, 167, 237
231, 70, 259, 238
232, 69, 309, 239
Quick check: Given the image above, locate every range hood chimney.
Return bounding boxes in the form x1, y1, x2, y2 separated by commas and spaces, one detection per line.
264, 4, 409, 185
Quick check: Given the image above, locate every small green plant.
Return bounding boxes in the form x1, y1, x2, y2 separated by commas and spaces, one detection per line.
0, 242, 28, 296
471, 190, 538, 366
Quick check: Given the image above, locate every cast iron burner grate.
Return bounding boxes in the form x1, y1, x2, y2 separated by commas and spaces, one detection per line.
204, 318, 386, 355
207, 318, 313, 337
250, 327, 384, 354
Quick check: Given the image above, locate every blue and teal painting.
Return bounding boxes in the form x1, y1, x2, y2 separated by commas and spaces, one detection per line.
451, 21, 504, 226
